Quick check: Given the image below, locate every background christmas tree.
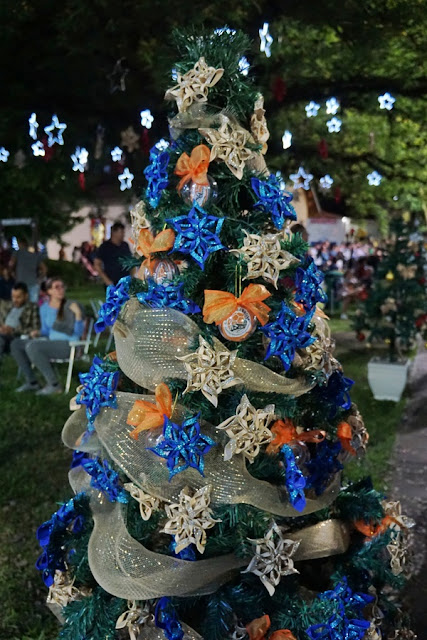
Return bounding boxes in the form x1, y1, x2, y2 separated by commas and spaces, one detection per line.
37, 30, 416, 640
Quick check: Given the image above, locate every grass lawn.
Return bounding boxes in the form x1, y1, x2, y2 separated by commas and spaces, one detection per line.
0, 293, 406, 639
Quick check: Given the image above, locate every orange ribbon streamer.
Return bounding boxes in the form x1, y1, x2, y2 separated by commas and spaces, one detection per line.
246, 616, 271, 640
266, 418, 326, 454
337, 421, 356, 456
270, 632, 297, 640
137, 228, 175, 258
354, 514, 405, 538
294, 301, 329, 319
127, 383, 172, 440
203, 284, 272, 326
174, 144, 211, 191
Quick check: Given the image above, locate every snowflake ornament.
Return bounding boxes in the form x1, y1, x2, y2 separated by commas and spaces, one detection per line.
31, 141, 45, 157
378, 92, 395, 110
238, 56, 250, 76
243, 521, 300, 595
111, 146, 123, 162
367, 170, 382, 186
140, 109, 154, 129
0, 147, 10, 162
199, 115, 254, 180
326, 97, 340, 115
44, 115, 67, 147
289, 166, 313, 191
326, 117, 342, 133
162, 485, 220, 554
217, 394, 275, 463
282, 130, 292, 149
305, 101, 320, 118
124, 483, 160, 521
319, 175, 334, 190
28, 112, 39, 140
71, 147, 89, 172
259, 22, 273, 58
118, 167, 134, 191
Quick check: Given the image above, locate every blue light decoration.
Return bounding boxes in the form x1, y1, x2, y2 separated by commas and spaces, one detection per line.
251, 174, 296, 230
304, 440, 343, 495
136, 280, 200, 315
305, 101, 320, 118
118, 167, 134, 191
261, 303, 316, 371
326, 97, 340, 115
281, 444, 306, 511
155, 138, 170, 151
155, 597, 184, 640
294, 259, 328, 309
76, 356, 120, 432
28, 112, 39, 140
259, 22, 273, 58
282, 129, 292, 149
171, 68, 178, 81
44, 114, 67, 147
378, 92, 395, 110
367, 170, 382, 186
79, 456, 128, 503
166, 203, 226, 270
111, 146, 123, 162
31, 141, 45, 157
289, 166, 313, 191
148, 414, 216, 480
315, 370, 354, 418
95, 276, 131, 332
238, 56, 250, 76
0, 147, 10, 162
144, 144, 170, 208
326, 117, 342, 133
214, 26, 236, 36
140, 109, 154, 129
71, 146, 89, 172
319, 174, 334, 190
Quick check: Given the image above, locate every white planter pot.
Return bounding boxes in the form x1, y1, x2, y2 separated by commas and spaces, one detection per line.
367, 358, 409, 402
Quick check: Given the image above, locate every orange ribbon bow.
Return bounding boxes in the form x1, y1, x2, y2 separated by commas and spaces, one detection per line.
266, 418, 326, 454
246, 615, 296, 640
174, 144, 211, 191
354, 514, 405, 538
127, 383, 172, 440
203, 284, 272, 326
137, 228, 175, 258
337, 421, 356, 456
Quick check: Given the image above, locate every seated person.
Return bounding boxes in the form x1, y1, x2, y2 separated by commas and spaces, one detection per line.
11, 277, 84, 395
0, 266, 15, 300
0, 282, 40, 358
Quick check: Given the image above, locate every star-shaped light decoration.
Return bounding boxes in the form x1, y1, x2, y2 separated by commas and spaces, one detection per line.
231, 230, 300, 288
378, 92, 395, 111
155, 138, 169, 151
367, 170, 382, 186
214, 26, 236, 36
0, 147, 10, 162
238, 56, 250, 76
259, 22, 273, 58
111, 146, 123, 162
282, 130, 292, 150
199, 115, 254, 180
251, 174, 296, 230
31, 141, 45, 157
121, 126, 140, 153
250, 95, 270, 155
44, 115, 67, 147
177, 336, 242, 407
108, 57, 129, 93
140, 109, 154, 129
319, 174, 334, 190
261, 303, 316, 371
326, 97, 340, 115
166, 203, 226, 270
326, 117, 342, 133
305, 101, 320, 118
162, 485, 220, 554
217, 394, 275, 463
124, 482, 160, 521
71, 147, 89, 172
148, 413, 216, 479
118, 167, 134, 191
289, 166, 313, 191
165, 56, 224, 113
243, 521, 300, 596
28, 112, 39, 140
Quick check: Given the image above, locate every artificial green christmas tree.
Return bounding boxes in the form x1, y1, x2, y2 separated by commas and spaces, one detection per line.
37, 30, 416, 640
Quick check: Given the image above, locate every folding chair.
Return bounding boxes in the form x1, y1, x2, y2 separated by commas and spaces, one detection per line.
50, 317, 94, 393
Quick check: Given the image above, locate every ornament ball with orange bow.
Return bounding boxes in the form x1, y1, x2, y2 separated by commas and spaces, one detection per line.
136, 227, 178, 284
203, 283, 272, 342
174, 144, 218, 208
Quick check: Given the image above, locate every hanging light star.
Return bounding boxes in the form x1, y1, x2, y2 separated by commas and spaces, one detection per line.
28, 112, 39, 140
214, 26, 236, 36
305, 101, 320, 118
326, 97, 340, 115
111, 146, 123, 162
238, 56, 250, 76
259, 22, 273, 58
140, 109, 154, 129
31, 141, 45, 157
118, 167, 134, 191
44, 115, 67, 147
71, 147, 89, 172
367, 170, 382, 186
326, 117, 342, 133
282, 130, 292, 149
108, 58, 129, 93
378, 92, 395, 110
155, 138, 169, 151
261, 303, 316, 371
289, 166, 313, 190
319, 175, 334, 190
0, 148, 10, 162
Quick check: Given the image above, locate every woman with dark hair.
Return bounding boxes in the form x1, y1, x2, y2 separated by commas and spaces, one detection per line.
11, 277, 84, 394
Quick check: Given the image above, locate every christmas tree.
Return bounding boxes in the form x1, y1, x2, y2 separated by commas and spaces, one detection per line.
354, 217, 426, 359
37, 30, 416, 640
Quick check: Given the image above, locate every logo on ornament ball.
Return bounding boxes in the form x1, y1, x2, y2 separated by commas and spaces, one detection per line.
219, 307, 257, 342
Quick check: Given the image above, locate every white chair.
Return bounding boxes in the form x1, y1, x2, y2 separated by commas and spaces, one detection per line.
50, 317, 94, 393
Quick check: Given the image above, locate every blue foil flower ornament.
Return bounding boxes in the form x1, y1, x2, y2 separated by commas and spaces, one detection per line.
316, 370, 354, 417
136, 280, 200, 315
148, 414, 216, 480
261, 303, 316, 371
304, 440, 343, 495
155, 597, 184, 640
144, 145, 170, 208
166, 203, 226, 270
281, 444, 306, 511
294, 259, 327, 310
320, 577, 374, 612
76, 356, 120, 432
94, 276, 131, 333
306, 614, 370, 640
80, 456, 128, 503
251, 174, 296, 229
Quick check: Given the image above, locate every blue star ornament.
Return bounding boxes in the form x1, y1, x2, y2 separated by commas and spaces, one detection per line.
44, 114, 67, 147
118, 167, 134, 191
95, 276, 131, 332
136, 280, 200, 315
76, 356, 120, 430
148, 414, 215, 480
251, 174, 296, 230
167, 203, 226, 270
261, 303, 316, 371
144, 144, 170, 208
294, 259, 328, 309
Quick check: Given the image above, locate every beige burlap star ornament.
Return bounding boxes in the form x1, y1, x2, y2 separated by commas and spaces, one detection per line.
217, 394, 275, 463
165, 57, 224, 112
242, 521, 300, 596
199, 115, 254, 180
382, 500, 415, 577
121, 126, 140, 152
231, 230, 299, 288
396, 264, 417, 280
250, 95, 270, 155
124, 482, 160, 521
116, 600, 153, 640
177, 336, 242, 407
162, 485, 220, 554
47, 570, 92, 609
130, 200, 151, 249
387, 630, 417, 640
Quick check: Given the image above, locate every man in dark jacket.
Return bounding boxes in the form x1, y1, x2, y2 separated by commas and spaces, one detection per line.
0, 282, 40, 358
94, 221, 132, 286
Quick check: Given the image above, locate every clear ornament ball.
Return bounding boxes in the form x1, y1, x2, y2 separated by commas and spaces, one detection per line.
288, 441, 310, 466
180, 176, 218, 208
146, 427, 164, 450
138, 257, 179, 284
219, 306, 257, 342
